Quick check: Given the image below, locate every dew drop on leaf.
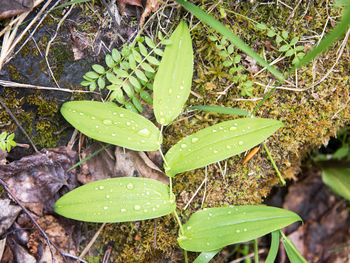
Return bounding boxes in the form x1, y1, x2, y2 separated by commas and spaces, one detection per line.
103, 120, 112, 125
191, 137, 198, 143
126, 183, 134, 190
121, 208, 126, 212
134, 205, 141, 211
238, 141, 243, 145
181, 144, 187, 148
230, 126, 237, 131
138, 128, 151, 137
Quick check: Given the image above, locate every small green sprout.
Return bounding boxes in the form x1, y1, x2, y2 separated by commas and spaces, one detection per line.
0, 131, 16, 152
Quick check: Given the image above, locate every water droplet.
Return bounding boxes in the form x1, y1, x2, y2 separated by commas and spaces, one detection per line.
79, 112, 84, 116
156, 204, 160, 208
126, 121, 131, 126
159, 117, 166, 124
126, 183, 134, 190
91, 116, 96, 120
121, 208, 126, 212
230, 126, 237, 131
119, 113, 124, 117
113, 112, 117, 115
141, 139, 145, 143
105, 195, 110, 199
176, 95, 181, 99
181, 143, 187, 148
226, 145, 231, 149
186, 226, 192, 230
103, 120, 112, 125
152, 208, 156, 211
134, 205, 141, 211
180, 86, 184, 90
239, 141, 243, 145
144, 209, 148, 212
244, 228, 247, 232
206, 242, 210, 246
138, 128, 151, 137
112, 133, 116, 136
228, 211, 232, 214
169, 199, 174, 203
104, 206, 108, 210
127, 137, 131, 140
146, 191, 150, 195
212, 129, 217, 133
146, 202, 151, 205
234, 123, 238, 126
191, 137, 199, 143
95, 125, 99, 128
160, 111, 164, 116
99, 186, 104, 190
169, 89, 173, 94
72, 110, 76, 113
209, 213, 213, 216
213, 150, 218, 154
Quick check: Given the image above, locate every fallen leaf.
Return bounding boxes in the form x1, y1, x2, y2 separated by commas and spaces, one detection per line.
0, 147, 77, 216
0, 0, 33, 20
139, 0, 160, 27
117, 0, 142, 15
0, 198, 22, 236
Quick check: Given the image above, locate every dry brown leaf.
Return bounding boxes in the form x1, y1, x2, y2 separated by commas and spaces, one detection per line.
117, 0, 142, 15
139, 0, 160, 28
0, 147, 77, 216
0, 0, 33, 20
115, 147, 168, 184
0, 198, 22, 236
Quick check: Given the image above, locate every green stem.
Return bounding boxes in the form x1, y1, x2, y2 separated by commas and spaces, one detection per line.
262, 142, 286, 185
173, 210, 188, 263
254, 239, 259, 263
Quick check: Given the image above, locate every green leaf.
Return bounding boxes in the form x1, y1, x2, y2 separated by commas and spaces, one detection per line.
145, 36, 155, 48
85, 71, 99, 79
285, 49, 295, 57
114, 68, 129, 78
265, 231, 280, 263
193, 249, 222, 263
256, 23, 268, 30
120, 61, 130, 70
128, 76, 141, 92
219, 50, 229, 58
140, 62, 155, 73
267, 29, 276, 37
290, 36, 299, 45
132, 97, 143, 113
295, 46, 305, 51
146, 56, 160, 65
154, 48, 164, 56
173, 0, 284, 81
276, 35, 283, 43
124, 102, 138, 113
282, 30, 289, 39
132, 49, 142, 63
60, 101, 162, 151
140, 90, 153, 104
129, 55, 136, 70
227, 44, 234, 54
322, 168, 350, 200
1, 132, 8, 140
135, 69, 148, 82
187, 105, 250, 116
97, 77, 105, 89
80, 80, 91, 86
0, 141, 6, 151
92, 64, 105, 74
106, 72, 122, 85
105, 54, 116, 68
110, 87, 125, 104
279, 44, 290, 52
234, 55, 241, 63
161, 39, 172, 45
222, 60, 233, 67
112, 48, 121, 62
54, 177, 175, 223
280, 231, 307, 263
138, 42, 148, 56
122, 82, 135, 97
164, 118, 282, 177
178, 206, 302, 252
89, 81, 97, 91
153, 21, 194, 125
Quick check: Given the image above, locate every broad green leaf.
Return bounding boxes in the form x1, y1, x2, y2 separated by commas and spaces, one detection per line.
265, 231, 280, 263
164, 118, 283, 177
61, 101, 162, 151
322, 168, 350, 200
153, 21, 194, 125
173, 0, 284, 81
193, 249, 222, 263
54, 177, 175, 223
177, 206, 301, 252
280, 231, 307, 263
187, 105, 250, 116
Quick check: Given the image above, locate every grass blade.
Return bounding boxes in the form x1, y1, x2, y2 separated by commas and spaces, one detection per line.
173, 0, 284, 81
280, 231, 307, 263
187, 105, 250, 116
265, 230, 280, 263
322, 167, 350, 201
193, 249, 222, 263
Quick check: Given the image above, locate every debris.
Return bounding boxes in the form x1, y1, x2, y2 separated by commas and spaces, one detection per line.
0, 0, 33, 20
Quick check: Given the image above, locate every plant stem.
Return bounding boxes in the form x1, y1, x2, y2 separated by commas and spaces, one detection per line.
173, 210, 188, 263
262, 142, 286, 185
254, 239, 259, 263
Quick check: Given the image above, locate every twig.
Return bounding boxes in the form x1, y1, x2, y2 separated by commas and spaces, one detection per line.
184, 170, 207, 210
201, 166, 208, 208
0, 80, 98, 94
0, 98, 38, 152
0, 178, 56, 262
229, 249, 265, 263
45, 4, 75, 88
79, 223, 106, 259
